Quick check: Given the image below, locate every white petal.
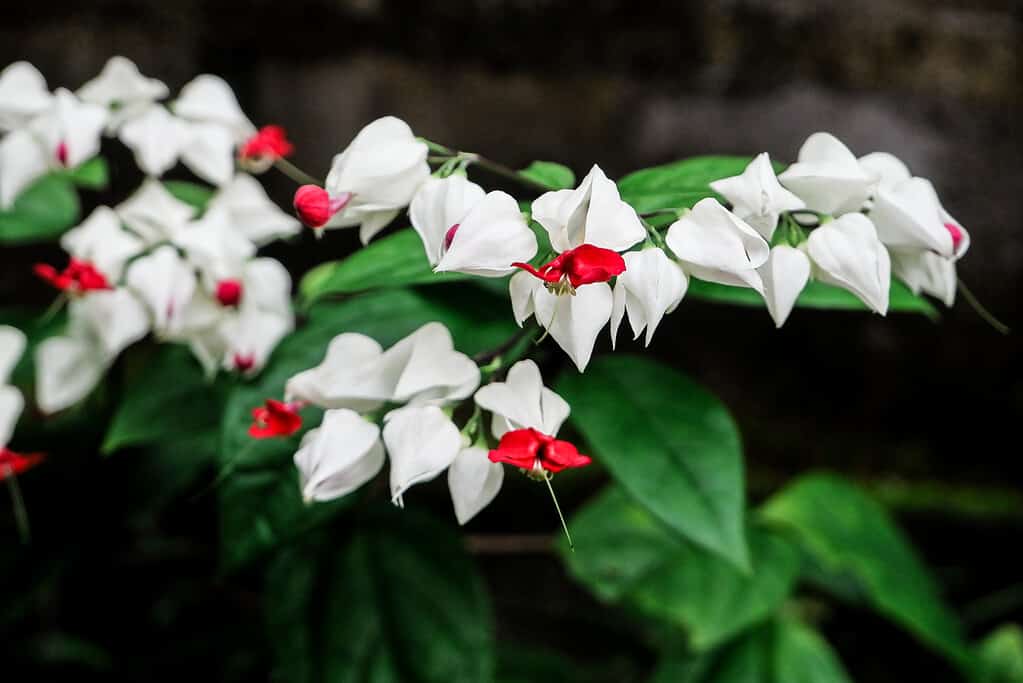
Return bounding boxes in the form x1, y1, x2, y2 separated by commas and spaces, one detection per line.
77, 56, 169, 119
173, 74, 253, 137
890, 248, 957, 307
125, 245, 198, 336
392, 323, 480, 405
410, 175, 486, 266
0, 128, 50, 209
69, 289, 150, 358
206, 174, 301, 245
356, 208, 400, 244
241, 258, 292, 317
448, 446, 504, 525
326, 117, 429, 206
116, 178, 196, 243
118, 104, 188, 176
29, 88, 108, 168
0, 325, 27, 384
179, 121, 236, 186
220, 306, 293, 376
759, 245, 811, 327
535, 282, 613, 372
615, 248, 688, 346
509, 270, 539, 326
710, 153, 804, 240
294, 409, 385, 502
474, 359, 568, 439
807, 214, 891, 315
870, 177, 957, 258
383, 404, 462, 506
858, 152, 911, 193
173, 205, 256, 284
0, 61, 53, 131
778, 132, 874, 214
436, 190, 537, 277
35, 334, 107, 415
60, 206, 145, 281
285, 333, 391, 411
0, 385, 23, 449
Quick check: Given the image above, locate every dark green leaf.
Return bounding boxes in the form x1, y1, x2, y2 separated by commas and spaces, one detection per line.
563, 487, 798, 650
64, 157, 109, 190
761, 473, 975, 673
978, 624, 1023, 683
557, 355, 749, 570
163, 180, 214, 211
300, 229, 469, 304
618, 156, 765, 211
0, 174, 80, 244
265, 508, 495, 683
519, 161, 576, 190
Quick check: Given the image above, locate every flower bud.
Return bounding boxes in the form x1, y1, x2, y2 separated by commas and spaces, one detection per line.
215, 278, 243, 307
292, 185, 350, 229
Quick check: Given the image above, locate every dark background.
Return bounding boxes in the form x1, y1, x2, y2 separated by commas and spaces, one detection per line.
2, 1, 1021, 681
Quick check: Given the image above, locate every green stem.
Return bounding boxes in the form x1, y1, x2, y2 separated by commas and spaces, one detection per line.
4, 467, 31, 544
274, 157, 322, 186
641, 218, 667, 249
958, 278, 1010, 335
544, 472, 574, 552
419, 138, 551, 192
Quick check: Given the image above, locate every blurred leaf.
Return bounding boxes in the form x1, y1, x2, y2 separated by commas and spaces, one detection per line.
519, 161, 575, 190
761, 473, 975, 674
102, 346, 228, 455
497, 646, 616, 683
557, 355, 749, 570
265, 508, 495, 683
648, 619, 851, 683
0, 173, 80, 244
562, 487, 798, 650
299, 229, 468, 304
63, 156, 109, 190
977, 624, 1023, 683
685, 278, 939, 319
164, 180, 214, 211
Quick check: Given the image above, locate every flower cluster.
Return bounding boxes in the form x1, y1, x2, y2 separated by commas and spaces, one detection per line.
253, 324, 587, 524
0, 327, 43, 480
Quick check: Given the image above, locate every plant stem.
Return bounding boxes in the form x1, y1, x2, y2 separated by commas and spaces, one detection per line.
544, 473, 574, 552
958, 278, 1010, 335
274, 158, 322, 186
4, 467, 31, 544
462, 153, 551, 192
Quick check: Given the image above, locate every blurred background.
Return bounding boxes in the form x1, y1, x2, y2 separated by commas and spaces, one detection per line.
2, 1, 1021, 681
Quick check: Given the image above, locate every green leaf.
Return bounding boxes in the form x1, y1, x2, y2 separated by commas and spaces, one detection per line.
265, 508, 495, 683
519, 161, 576, 190
618, 155, 766, 213
163, 180, 214, 211
300, 229, 469, 304
0, 174, 80, 244
557, 355, 749, 570
978, 624, 1023, 683
102, 346, 227, 455
562, 487, 799, 650
649, 619, 852, 683
685, 278, 939, 319
64, 157, 109, 189
761, 473, 975, 673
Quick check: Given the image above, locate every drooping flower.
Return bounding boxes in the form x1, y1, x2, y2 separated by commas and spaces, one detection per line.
125, 246, 198, 337
77, 56, 169, 130
29, 88, 108, 169
890, 249, 957, 307
249, 399, 304, 439
448, 446, 504, 525
219, 305, 293, 377
514, 243, 625, 293
116, 178, 197, 244
60, 206, 145, 281
610, 247, 688, 347
382, 404, 463, 507
665, 197, 770, 293
206, 174, 302, 245
806, 213, 890, 314
870, 177, 970, 260
778, 132, 875, 215
710, 152, 804, 240
34, 258, 112, 294
172, 74, 255, 139
488, 428, 591, 477
321, 116, 430, 243
293, 408, 385, 503
473, 359, 570, 439
758, 245, 812, 328
238, 125, 294, 172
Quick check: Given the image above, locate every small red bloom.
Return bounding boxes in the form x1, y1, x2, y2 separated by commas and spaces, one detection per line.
488, 428, 592, 477
513, 244, 626, 292
293, 185, 352, 229
944, 222, 964, 250
238, 125, 294, 169
215, 278, 243, 307
233, 353, 256, 373
34, 258, 111, 294
249, 399, 304, 439
0, 449, 45, 481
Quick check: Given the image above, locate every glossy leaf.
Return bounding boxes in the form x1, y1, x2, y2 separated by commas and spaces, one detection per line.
0, 174, 79, 244
618, 155, 767, 215
64, 157, 109, 190
163, 180, 214, 211
562, 487, 799, 649
519, 161, 576, 190
557, 355, 749, 570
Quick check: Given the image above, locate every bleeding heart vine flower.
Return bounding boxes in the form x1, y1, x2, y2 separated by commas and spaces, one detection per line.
778, 132, 875, 215
238, 125, 294, 173
806, 213, 891, 315
890, 249, 957, 307
249, 399, 305, 439
206, 174, 302, 245
34, 258, 112, 294
870, 177, 969, 260
0, 61, 53, 132
488, 428, 592, 477
77, 56, 169, 131
383, 404, 463, 507
758, 245, 812, 328
611, 247, 688, 347
293, 409, 385, 502
858, 151, 911, 194
665, 197, 770, 294
116, 178, 197, 244
447, 446, 504, 525
173, 206, 257, 285
60, 206, 146, 281
710, 152, 804, 240
30, 88, 108, 169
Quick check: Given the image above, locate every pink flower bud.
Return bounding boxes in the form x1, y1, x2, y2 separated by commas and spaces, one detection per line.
215, 279, 243, 307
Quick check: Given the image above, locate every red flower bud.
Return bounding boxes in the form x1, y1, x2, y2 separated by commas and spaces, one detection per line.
513, 243, 626, 291
238, 125, 294, 171
0, 449, 45, 480
488, 428, 592, 476
248, 399, 304, 439
34, 258, 111, 294
293, 185, 351, 229
215, 278, 243, 307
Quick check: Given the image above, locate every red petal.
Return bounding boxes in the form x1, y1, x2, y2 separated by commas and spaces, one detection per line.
488, 428, 547, 468
248, 399, 303, 439
561, 244, 626, 287
541, 438, 592, 473
293, 185, 333, 228
0, 449, 46, 479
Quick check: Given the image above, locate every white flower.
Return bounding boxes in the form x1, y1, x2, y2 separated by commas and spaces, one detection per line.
294, 409, 385, 502
870, 177, 969, 260
0, 61, 53, 132
68, 288, 151, 359
172, 74, 254, 139
323, 116, 430, 243
411, 175, 485, 265
60, 206, 145, 281
118, 105, 190, 176
116, 178, 196, 244
710, 152, 804, 240
29, 88, 108, 169
448, 446, 504, 525
206, 174, 302, 246
173, 205, 256, 285
890, 249, 957, 307
778, 132, 875, 215
77, 56, 169, 130
610, 248, 688, 347
125, 245, 198, 337
531, 164, 646, 253
473, 359, 570, 439
806, 213, 890, 314
1, 326, 27, 449
383, 404, 462, 507
759, 245, 811, 328
510, 271, 613, 372
285, 322, 479, 410
665, 197, 770, 294
219, 305, 294, 377
858, 152, 911, 193
0, 128, 51, 209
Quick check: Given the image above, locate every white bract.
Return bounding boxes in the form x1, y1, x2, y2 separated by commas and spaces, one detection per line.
858, 151, 911, 193
324, 116, 430, 243
890, 249, 957, 307
611, 247, 688, 347
383, 404, 463, 507
778, 132, 875, 215
125, 245, 199, 337
758, 245, 811, 328
870, 177, 970, 260
173, 205, 257, 285
206, 174, 302, 245
710, 153, 804, 240
77, 56, 169, 130
448, 446, 504, 525
806, 213, 891, 315
294, 409, 386, 503
0, 62, 53, 131
116, 178, 196, 244
61, 206, 145, 281
474, 359, 570, 439
665, 197, 770, 294
0, 128, 52, 209
0, 326, 27, 449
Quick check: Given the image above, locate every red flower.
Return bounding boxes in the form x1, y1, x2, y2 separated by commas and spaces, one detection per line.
293, 185, 352, 229
215, 278, 243, 307
0, 449, 45, 481
238, 125, 294, 166
34, 258, 111, 294
249, 399, 304, 439
513, 244, 626, 291
488, 428, 592, 476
